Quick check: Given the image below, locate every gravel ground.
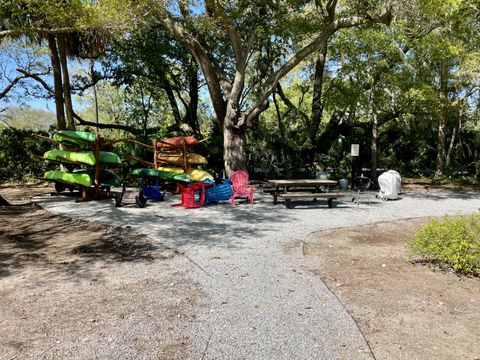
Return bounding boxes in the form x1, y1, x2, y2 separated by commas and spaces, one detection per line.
34, 188, 480, 359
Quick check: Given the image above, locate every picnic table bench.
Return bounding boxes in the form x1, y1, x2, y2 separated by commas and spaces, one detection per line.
278, 192, 343, 208
267, 179, 344, 208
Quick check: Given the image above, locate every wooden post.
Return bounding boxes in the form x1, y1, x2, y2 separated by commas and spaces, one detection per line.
182, 139, 188, 172
153, 139, 158, 169
92, 59, 100, 200
94, 134, 100, 200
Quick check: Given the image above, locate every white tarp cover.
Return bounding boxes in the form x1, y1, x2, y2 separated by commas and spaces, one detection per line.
378, 170, 402, 200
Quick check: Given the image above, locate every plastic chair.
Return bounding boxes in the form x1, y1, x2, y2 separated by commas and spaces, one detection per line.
172, 182, 210, 208
230, 170, 254, 206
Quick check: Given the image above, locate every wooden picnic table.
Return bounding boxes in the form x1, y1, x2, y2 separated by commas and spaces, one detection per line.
267, 179, 342, 208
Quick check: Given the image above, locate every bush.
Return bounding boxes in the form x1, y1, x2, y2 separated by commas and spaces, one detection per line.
0, 128, 54, 183
407, 215, 480, 276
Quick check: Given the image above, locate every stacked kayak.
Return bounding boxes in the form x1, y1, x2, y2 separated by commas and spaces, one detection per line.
155, 135, 208, 167
130, 168, 192, 183
44, 169, 122, 187
156, 136, 198, 149
43, 149, 122, 166
156, 166, 185, 174
53, 130, 96, 145
130, 135, 212, 184
185, 168, 213, 181
44, 170, 91, 187
41, 130, 123, 192
156, 152, 208, 166
156, 166, 214, 182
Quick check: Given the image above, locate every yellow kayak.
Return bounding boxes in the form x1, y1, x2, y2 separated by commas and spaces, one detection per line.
156, 152, 208, 165
156, 166, 213, 181
186, 168, 214, 181
157, 166, 185, 174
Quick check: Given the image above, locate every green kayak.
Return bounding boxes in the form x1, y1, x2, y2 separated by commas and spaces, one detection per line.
53, 130, 96, 145
44, 149, 122, 166
73, 169, 122, 186
44, 169, 122, 187
44, 170, 92, 187
130, 168, 191, 182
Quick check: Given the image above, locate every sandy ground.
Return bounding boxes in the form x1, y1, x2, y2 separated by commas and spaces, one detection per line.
1, 182, 479, 359
0, 184, 205, 359
302, 217, 480, 360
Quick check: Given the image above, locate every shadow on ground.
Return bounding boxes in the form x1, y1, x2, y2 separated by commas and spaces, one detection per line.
0, 204, 170, 280
36, 194, 296, 250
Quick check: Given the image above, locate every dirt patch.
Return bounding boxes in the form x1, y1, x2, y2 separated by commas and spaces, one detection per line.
0, 184, 205, 359
303, 218, 480, 360
0, 182, 53, 205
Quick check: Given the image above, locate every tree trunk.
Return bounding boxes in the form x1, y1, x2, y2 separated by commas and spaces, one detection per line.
187, 62, 200, 135
445, 116, 461, 169
315, 110, 346, 154
370, 76, 378, 182
47, 34, 66, 130
223, 106, 246, 178
434, 113, 447, 179
162, 76, 182, 128
434, 61, 448, 179
57, 35, 75, 130
139, 87, 150, 136
310, 45, 328, 145
272, 92, 286, 163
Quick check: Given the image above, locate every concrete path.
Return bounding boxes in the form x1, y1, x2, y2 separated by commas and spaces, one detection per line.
34, 189, 480, 359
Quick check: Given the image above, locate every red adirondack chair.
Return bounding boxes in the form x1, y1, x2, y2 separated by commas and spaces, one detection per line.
172, 182, 210, 208
230, 170, 254, 206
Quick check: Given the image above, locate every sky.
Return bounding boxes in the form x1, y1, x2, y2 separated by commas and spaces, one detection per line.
0, 46, 89, 115
0, 38, 91, 114
0, 44, 53, 112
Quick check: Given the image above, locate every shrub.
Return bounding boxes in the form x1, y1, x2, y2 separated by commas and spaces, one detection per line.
0, 128, 54, 183
407, 215, 480, 276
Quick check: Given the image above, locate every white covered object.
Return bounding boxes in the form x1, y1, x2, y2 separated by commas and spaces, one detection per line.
378, 170, 402, 200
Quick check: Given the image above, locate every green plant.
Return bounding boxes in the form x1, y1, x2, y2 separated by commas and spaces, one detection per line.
407, 215, 480, 276
0, 128, 54, 183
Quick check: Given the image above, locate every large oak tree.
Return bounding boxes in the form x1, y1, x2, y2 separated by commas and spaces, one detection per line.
142, 0, 393, 176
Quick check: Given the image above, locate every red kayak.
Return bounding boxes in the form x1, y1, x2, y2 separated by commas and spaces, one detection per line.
156, 136, 198, 149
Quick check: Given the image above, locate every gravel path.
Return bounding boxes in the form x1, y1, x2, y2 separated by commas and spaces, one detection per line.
34, 188, 480, 359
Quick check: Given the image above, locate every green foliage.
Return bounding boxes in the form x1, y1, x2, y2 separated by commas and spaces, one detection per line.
1, 0, 480, 180
407, 215, 480, 276
0, 107, 55, 130
0, 128, 54, 182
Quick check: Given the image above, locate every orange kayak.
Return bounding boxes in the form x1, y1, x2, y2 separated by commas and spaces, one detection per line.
156, 136, 198, 149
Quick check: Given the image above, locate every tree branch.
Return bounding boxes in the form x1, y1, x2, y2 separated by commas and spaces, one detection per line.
378, 110, 401, 127
245, 100, 269, 128
16, 68, 54, 94
326, 0, 338, 20
394, 43, 414, 72
244, 8, 392, 122
157, 8, 228, 122
0, 68, 52, 99
206, 0, 245, 69
72, 111, 161, 135
72, 74, 111, 92
244, 22, 337, 122
0, 75, 23, 99
276, 83, 310, 123
0, 26, 99, 40
206, 0, 246, 103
